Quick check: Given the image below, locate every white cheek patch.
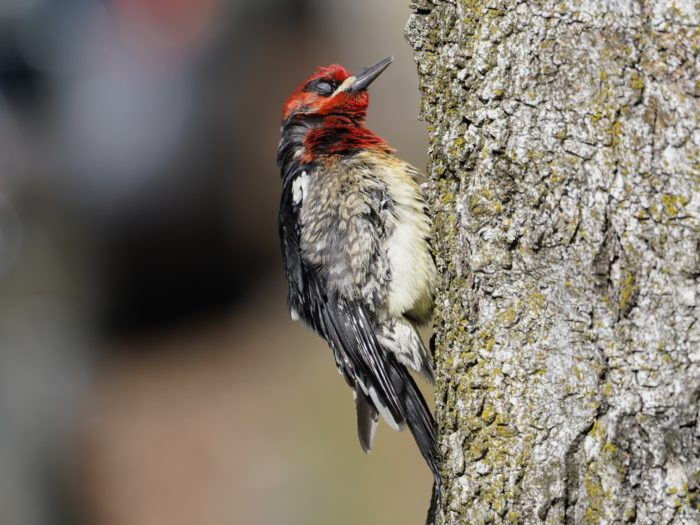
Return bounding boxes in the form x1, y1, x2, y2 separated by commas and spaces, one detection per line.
292, 171, 309, 205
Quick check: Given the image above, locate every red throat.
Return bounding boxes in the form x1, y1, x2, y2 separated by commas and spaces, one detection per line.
281, 62, 392, 162
301, 116, 392, 163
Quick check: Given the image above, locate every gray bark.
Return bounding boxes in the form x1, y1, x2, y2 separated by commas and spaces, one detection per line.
405, 1, 700, 524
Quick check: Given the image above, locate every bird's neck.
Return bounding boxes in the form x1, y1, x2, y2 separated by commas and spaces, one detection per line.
278, 115, 391, 181
304, 116, 391, 162
277, 116, 317, 184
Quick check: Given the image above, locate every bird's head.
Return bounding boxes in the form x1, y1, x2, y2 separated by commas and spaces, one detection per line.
281, 57, 393, 124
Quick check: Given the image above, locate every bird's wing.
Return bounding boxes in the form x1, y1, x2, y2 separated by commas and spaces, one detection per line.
279, 174, 405, 435
355, 385, 378, 452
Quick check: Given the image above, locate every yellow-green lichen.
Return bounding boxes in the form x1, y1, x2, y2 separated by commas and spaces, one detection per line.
498, 306, 516, 325
630, 72, 645, 91
619, 271, 638, 312
583, 470, 606, 524
527, 289, 545, 314
610, 121, 623, 146
660, 193, 688, 217
481, 403, 496, 424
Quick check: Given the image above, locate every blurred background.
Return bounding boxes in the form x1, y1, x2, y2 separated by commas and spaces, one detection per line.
0, 0, 430, 524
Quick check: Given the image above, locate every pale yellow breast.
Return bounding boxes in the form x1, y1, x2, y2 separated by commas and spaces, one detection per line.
360, 151, 436, 322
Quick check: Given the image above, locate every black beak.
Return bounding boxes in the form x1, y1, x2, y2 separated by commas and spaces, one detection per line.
348, 57, 394, 93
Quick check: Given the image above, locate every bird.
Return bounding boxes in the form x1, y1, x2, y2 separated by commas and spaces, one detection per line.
277, 56, 440, 519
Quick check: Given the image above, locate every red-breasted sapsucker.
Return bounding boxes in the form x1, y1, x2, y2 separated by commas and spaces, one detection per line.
277, 57, 439, 518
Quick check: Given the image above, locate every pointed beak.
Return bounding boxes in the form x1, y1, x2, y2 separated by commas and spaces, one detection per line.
347, 57, 394, 93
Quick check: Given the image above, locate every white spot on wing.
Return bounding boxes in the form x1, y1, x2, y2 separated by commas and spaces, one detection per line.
368, 417, 378, 449
290, 307, 300, 321
292, 171, 309, 205
368, 386, 402, 431
356, 377, 368, 395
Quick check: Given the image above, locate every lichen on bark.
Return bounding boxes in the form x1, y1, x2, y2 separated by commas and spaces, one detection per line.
406, 1, 700, 523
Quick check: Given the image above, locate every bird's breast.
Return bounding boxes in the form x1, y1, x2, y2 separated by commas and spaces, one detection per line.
293, 151, 435, 320
370, 155, 435, 322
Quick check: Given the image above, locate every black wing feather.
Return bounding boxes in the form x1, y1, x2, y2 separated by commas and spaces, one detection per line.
279, 179, 404, 425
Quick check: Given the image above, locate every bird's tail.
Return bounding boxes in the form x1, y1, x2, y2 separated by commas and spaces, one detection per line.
387, 356, 441, 523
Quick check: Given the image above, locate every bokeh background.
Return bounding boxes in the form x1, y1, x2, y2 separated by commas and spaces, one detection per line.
0, 1, 431, 524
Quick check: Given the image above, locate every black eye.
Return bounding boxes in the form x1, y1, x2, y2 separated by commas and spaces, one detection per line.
315, 81, 334, 95
304, 79, 337, 96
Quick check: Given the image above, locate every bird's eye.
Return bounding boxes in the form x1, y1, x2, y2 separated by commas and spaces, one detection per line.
315, 81, 334, 96
304, 79, 336, 97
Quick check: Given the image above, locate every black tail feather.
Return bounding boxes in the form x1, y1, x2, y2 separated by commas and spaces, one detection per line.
387, 356, 441, 523
426, 480, 440, 525
388, 356, 439, 477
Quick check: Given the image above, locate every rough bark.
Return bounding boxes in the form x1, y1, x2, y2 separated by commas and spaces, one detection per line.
405, 1, 700, 524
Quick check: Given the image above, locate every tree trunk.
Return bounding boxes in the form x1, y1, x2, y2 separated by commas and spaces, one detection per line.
405, 1, 700, 523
